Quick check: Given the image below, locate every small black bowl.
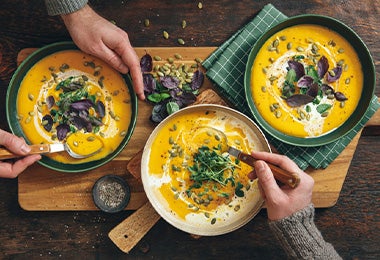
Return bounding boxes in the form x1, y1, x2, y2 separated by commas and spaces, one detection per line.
92, 175, 131, 213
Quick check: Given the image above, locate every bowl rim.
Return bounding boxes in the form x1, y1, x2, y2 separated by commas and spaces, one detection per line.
6, 41, 138, 172
244, 14, 375, 147
140, 104, 270, 236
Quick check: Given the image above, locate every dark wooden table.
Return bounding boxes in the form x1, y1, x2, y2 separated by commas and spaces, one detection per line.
0, 0, 379, 258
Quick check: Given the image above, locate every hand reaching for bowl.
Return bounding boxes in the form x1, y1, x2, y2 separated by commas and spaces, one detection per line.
0, 129, 41, 178
248, 151, 314, 221
61, 4, 145, 100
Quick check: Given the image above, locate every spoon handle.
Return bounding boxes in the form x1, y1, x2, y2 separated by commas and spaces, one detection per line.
0, 144, 50, 160
234, 150, 300, 188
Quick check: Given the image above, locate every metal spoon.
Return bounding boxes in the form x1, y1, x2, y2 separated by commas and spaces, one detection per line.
190, 126, 301, 188
0, 142, 102, 160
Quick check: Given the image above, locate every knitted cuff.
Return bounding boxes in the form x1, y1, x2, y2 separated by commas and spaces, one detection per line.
44, 0, 88, 16
269, 204, 341, 260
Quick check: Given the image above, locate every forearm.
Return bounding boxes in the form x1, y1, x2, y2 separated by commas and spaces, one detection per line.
44, 0, 88, 16
269, 204, 342, 260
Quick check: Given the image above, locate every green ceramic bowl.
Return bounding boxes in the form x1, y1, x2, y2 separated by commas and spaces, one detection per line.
244, 15, 375, 147
6, 42, 137, 172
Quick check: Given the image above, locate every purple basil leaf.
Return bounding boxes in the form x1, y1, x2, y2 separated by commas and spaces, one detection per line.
334, 91, 348, 101
306, 82, 319, 98
288, 60, 305, 80
160, 76, 179, 89
41, 114, 53, 132
85, 121, 92, 132
297, 75, 314, 88
317, 56, 329, 78
140, 53, 153, 72
71, 116, 87, 130
46, 96, 55, 110
56, 124, 70, 141
286, 94, 315, 107
143, 73, 156, 94
70, 99, 94, 111
96, 101, 105, 118
190, 70, 204, 90
327, 66, 343, 83
175, 91, 197, 106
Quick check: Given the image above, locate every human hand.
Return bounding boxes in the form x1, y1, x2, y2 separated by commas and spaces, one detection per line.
0, 129, 41, 178
61, 5, 145, 100
248, 151, 314, 221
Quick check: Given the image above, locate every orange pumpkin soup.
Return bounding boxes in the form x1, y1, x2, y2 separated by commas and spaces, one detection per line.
251, 24, 363, 137
17, 50, 132, 163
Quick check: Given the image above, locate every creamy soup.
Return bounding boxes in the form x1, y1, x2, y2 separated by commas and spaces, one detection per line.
251, 24, 363, 137
145, 107, 267, 228
17, 50, 132, 164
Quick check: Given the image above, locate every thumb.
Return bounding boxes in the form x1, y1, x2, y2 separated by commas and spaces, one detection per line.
254, 160, 284, 202
0, 130, 30, 155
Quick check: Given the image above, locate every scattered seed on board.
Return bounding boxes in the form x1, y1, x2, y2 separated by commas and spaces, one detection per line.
198, 2, 203, 9
163, 30, 169, 39
144, 19, 150, 27
181, 20, 187, 29
178, 38, 185, 45
153, 55, 162, 61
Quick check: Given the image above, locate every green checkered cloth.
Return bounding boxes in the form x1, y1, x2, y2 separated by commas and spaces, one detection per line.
203, 4, 380, 170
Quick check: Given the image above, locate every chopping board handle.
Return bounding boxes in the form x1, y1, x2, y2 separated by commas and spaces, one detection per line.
108, 202, 161, 253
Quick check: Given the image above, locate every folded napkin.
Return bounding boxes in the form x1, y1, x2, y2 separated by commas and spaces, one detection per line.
202, 4, 379, 170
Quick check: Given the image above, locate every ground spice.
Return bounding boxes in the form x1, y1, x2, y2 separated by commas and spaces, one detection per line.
98, 181, 126, 208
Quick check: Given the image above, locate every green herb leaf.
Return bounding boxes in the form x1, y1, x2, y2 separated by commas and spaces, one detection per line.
166, 101, 180, 115
316, 103, 332, 114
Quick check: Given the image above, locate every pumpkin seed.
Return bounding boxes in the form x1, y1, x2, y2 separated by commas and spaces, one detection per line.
195, 57, 203, 63
144, 18, 150, 27
174, 53, 182, 59
345, 78, 350, 84
234, 205, 240, 212
28, 111, 35, 116
28, 93, 34, 101
287, 42, 292, 50
306, 37, 314, 43
338, 48, 344, 53
269, 76, 278, 82
120, 130, 127, 137
275, 110, 282, 118
234, 139, 241, 145
153, 55, 162, 61
181, 20, 187, 29
87, 136, 95, 142
167, 57, 174, 64
321, 112, 329, 117
211, 218, 216, 225
328, 70, 336, 77
177, 38, 185, 45
269, 57, 275, 63
273, 39, 279, 48
261, 86, 266, 92
340, 101, 345, 108
279, 35, 286, 41
73, 141, 78, 147
262, 67, 267, 74
25, 116, 32, 124
204, 212, 210, 218
198, 2, 203, 9
337, 59, 345, 66
163, 30, 169, 39
296, 46, 305, 52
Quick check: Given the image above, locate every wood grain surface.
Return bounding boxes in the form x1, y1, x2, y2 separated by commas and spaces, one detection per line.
0, 0, 379, 259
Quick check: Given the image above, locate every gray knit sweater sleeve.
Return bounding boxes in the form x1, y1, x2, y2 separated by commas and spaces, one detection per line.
44, 0, 88, 16
269, 204, 342, 260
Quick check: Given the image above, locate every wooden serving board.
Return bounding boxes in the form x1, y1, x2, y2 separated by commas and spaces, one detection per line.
17, 47, 379, 211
